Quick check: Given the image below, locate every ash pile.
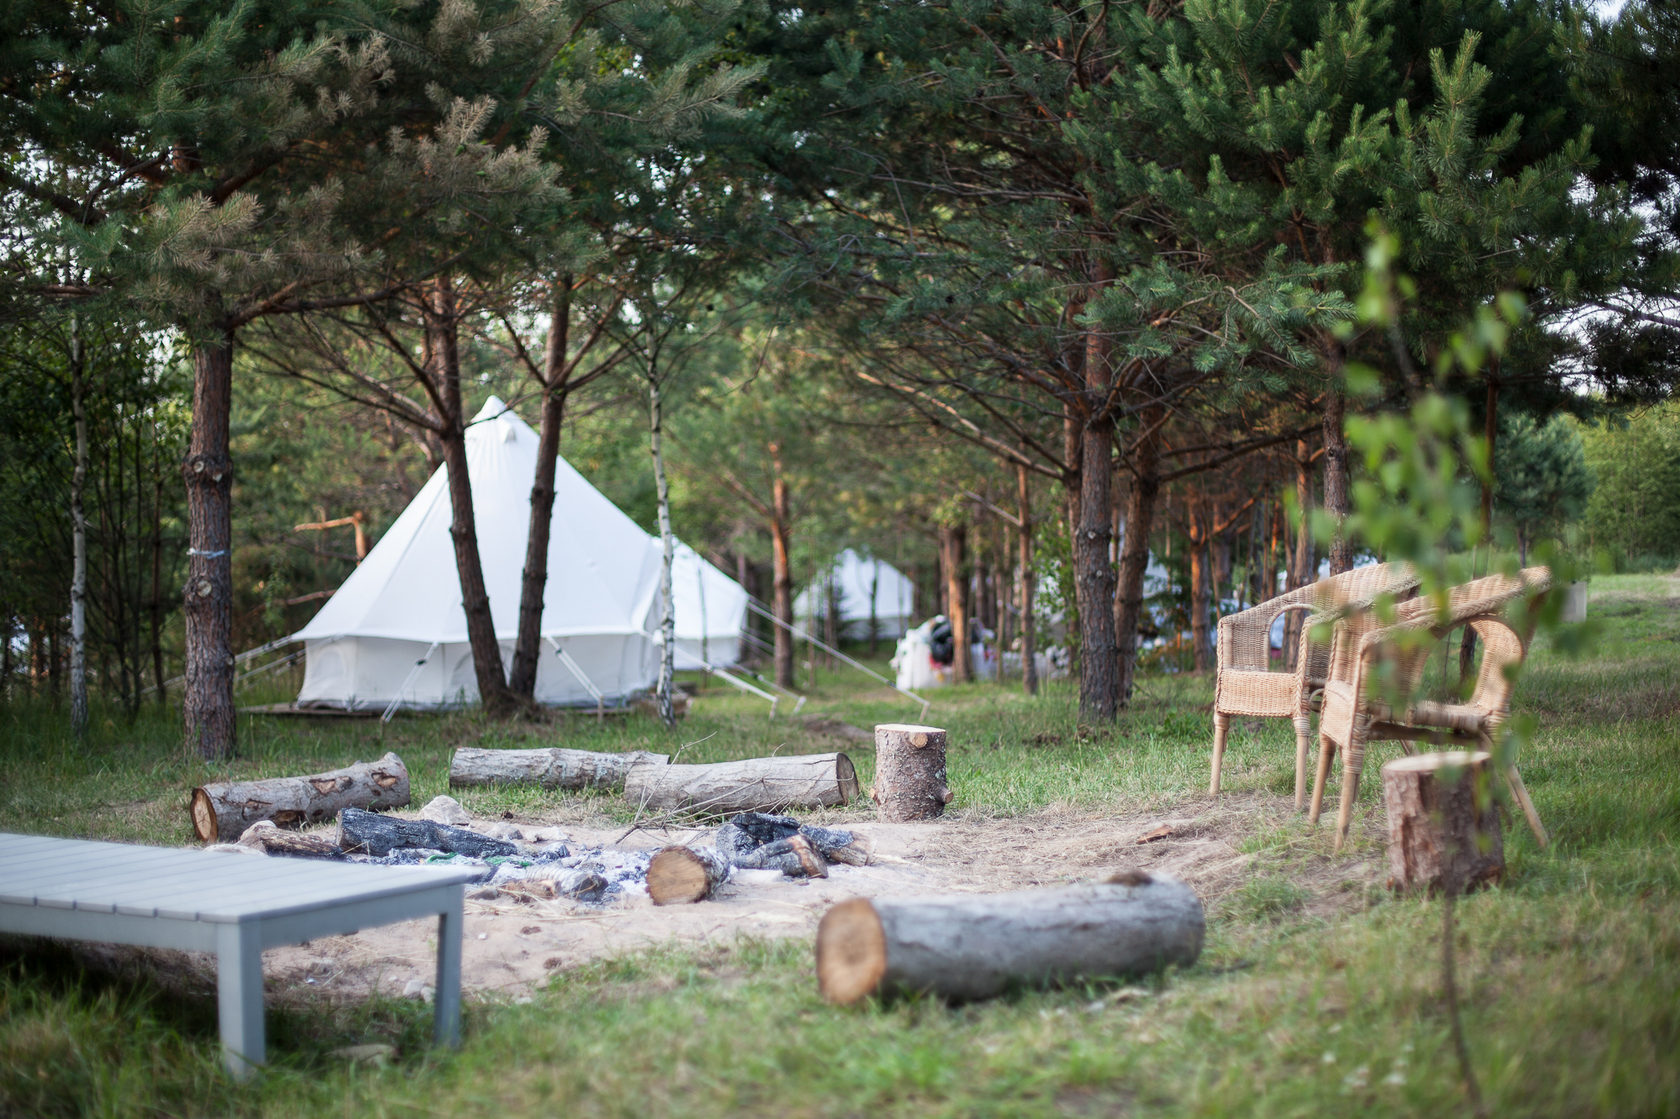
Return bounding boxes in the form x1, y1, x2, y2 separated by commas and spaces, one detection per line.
216, 797, 868, 907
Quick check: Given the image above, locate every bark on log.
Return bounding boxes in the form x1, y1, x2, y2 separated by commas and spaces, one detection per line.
233, 824, 345, 860
337, 806, 518, 858
622, 753, 859, 816
815, 873, 1205, 1004
190, 752, 410, 843
871, 724, 952, 822
449, 747, 669, 791
1381, 752, 1503, 893
646, 845, 732, 904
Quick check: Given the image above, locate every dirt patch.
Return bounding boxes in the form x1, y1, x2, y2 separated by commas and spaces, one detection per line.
26, 793, 1386, 1007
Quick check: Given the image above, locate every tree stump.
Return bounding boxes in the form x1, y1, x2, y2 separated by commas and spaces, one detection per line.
190, 752, 410, 843
622, 753, 858, 816
815, 872, 1204, 1004
871, 723, 951, 821
1381, 751, 1504, 893
449, 747, 668, 791
646, 845, 732, 904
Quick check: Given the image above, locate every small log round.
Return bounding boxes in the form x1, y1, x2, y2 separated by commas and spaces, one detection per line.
448, 747, 669, 791
871, 723, 952, 822
646, 845, 732, 905
815, 873, 1205, 1004
190, 752, 410, 843
1382, 751, 1504, 893
623, 753, 859, 816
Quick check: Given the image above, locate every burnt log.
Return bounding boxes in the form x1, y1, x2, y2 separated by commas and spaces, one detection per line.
715, 811, 870, 867
232, 821, 344, 860
337, 807, 517, 858
623, 753, 859, 816
735, 834, 829, 878
871, 724, 951, 821
646, 845, 732, 905
190, 752, 409, 843
448, 746, 669, 791
1381, 751, 1504, 893
815, 873, 1204, 1004
471, 867, 609, 903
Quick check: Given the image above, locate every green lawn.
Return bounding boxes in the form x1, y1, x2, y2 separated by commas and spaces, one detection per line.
3, 575, 1677, 1117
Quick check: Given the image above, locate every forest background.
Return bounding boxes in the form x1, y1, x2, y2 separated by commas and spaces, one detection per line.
2, 0, 1678, 747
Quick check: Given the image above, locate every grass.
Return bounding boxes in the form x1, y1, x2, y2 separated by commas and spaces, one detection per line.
2, 574, 1678, 1117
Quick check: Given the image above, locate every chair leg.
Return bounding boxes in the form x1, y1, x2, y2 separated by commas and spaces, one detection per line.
1503, 764, 1549, 848
1292, 714, 1312, 812
1209, 712, 1230, 796
1333, 735, 1367, 852
1308, 732, 1335, 826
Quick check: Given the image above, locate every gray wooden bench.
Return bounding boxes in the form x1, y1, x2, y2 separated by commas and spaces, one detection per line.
0, 831, 482, 1078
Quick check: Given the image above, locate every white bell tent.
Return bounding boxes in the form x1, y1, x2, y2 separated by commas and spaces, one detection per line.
793, 549, 916, 640
294, 398, 747, 710
669, 541, 749, 671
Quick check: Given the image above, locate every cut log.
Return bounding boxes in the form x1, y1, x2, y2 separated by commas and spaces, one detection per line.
870, 723, 951, 822
815, 873, 1205, 1004
337, 807, 518, 859
623, 753, 859, 816
189, 752, 410, 843
448, 747, 669, 791
233, 821, 344, 860
646, 845, 732, 904
1381, 751, 1503, 893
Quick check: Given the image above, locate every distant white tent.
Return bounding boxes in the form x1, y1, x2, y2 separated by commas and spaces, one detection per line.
793, 549, 916, 640
669, 541, 749, 671
294, 398, 748, 710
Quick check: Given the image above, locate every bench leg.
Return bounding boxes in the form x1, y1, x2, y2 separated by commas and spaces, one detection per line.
215, 922, 265, 1079
433, 896, 465, 1047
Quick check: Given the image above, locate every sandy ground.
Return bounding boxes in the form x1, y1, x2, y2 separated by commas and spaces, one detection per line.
245, 790, 1378, 1004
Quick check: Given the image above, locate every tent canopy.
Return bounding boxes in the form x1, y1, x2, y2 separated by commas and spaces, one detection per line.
294, 397, 747, 709
794, 548, 916, 639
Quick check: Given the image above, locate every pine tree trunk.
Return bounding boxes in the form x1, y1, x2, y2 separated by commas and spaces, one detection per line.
1284, 439, 1316, 667
1017, 459, 1038, 696
1116, 406, 1163, 707
509, 283, 571, 700
770, 442, 795, 690
182, 324, 237, 760
69, 309, 89, 739
1322, 371, 1352, 575
428, 279, 510, 716
1075, 413, 1117, 720
649, 370, 677, 727
941, 525, 971, 681
1190, 524, 1212, 674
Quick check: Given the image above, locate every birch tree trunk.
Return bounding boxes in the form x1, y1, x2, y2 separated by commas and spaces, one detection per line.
182, 322, 237, 759
649, 365, 677, 727
69, 309, 89, 739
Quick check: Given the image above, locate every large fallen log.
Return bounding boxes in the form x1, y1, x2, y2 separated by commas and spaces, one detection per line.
646, 845, 732, 904
190, 752, 410, 843
448, 747, 669, 791
623, 753, 859, 816
1381, 751, 1503, 893
815, 872, 1205, 1004
337, 807, 518, 859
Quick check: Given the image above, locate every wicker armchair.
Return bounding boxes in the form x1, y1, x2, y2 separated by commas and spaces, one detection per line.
1211, 562, 1417, 807
1308, 567, 1553, 851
